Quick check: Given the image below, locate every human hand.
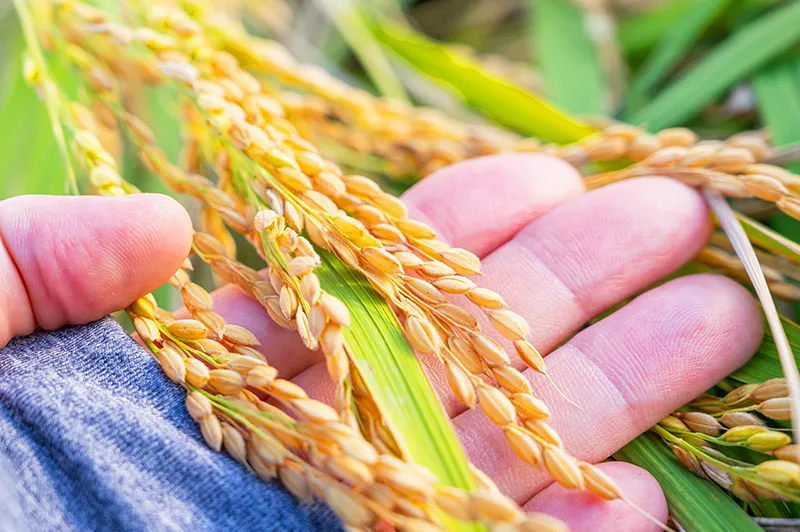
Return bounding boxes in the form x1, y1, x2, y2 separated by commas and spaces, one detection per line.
197, 154, 764, 529
0, 154, 763, 530
0, 193, 192, 347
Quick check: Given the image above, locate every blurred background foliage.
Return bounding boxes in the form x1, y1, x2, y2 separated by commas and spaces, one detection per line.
5, 0, 800, 529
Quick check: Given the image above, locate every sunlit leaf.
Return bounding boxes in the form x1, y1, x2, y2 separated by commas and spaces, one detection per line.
528, 0, 608, 115
315, 0, 409, 102
371, 21, 594, 143
625, 0, 730, 113
316, 251, 478, 531
617, 0, 697, 56
730, 315, 800, 384
736, 213, 800, 264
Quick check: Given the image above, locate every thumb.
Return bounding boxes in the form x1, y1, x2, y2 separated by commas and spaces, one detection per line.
0, 193, 192, 347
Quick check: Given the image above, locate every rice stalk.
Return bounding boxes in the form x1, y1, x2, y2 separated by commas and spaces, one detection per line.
702, 190, 800, 445
46, 3, 619, 508
11, 0, 78, 194
14, 1, 642, 529
21, 55, 568, 530
21, 0, 800, 528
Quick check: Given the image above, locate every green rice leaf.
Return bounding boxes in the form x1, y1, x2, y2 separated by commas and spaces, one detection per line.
371, 20, 594, 143
527, 0, 608, 116
736, 213, 800, 264
315, 0, 410, 102
730, 315, 800, 384
615, 432, 762, 532
754, 56, 800, 173
316, 251, 478, 531
631, 1, 800, 130
752, 54, 800, 313
625, 0, 730, 113
0, 15, 66, 199
617, 0, 697, 56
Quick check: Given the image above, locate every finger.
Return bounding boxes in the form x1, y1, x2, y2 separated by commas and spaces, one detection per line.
482, 176, 711, 354
456, 274, 763, 502
292, 178, 712, 408
404, 153, 584, 256
207, 154, 584, 376
0, 194, 192, 347
524, 462, 667, 532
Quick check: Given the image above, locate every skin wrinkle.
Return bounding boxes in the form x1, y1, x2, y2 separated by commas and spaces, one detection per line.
18, 200, 130, 328
0, 218, 36, 341
520, 177, 711, 316
574, 275, 758, 433
494, 237, 586, 353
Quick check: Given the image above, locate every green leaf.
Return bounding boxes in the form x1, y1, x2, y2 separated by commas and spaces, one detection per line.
528, 0, 608, 116
371, 21, 595, 143
631, 1, 800, 130
730, 315, 800, 384
754, 56, 800, 173
615, 432, 762, 532
625, 0, 730, 113
0, 15, 66, 199
617, 0, 698, 56
752, 55, 800, 314
314, 0, 410, 102
736, 213, 800, 264
315, 251, 478, 531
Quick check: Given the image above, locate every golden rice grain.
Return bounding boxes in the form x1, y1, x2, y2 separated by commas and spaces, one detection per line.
200, 414, 223, 452
503, 425, 542, 466
168, 319, 208, 340
185, 358, 211, 387
158, 346, 186, 383
222, 423, 248, 464
209, 369, 246, 395
543, 447, 585, 490
445, 359, 476, 408
186, 391, 213, 421
476, 383, 516, 426
579, 462, 622, 500
681, 412, 723, 437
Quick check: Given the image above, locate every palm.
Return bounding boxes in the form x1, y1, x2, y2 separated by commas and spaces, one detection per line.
200, 154, 763, 530
0, 154, 762, 530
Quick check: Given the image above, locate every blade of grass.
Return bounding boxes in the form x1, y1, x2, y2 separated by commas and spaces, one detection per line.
754, 56, 800, 173
615, 432, 762, 532
730, 315, 800, 384
12, 0, 78, 195
735, 213, 800, 264
631, 1, 800, 130
315, 250, 478, 531
617, 0, 698, 56
753, 55, 800, 315
371, 20, 594, 143
704, 189, 800, 444
527, 0, 609, 116
0, 14, 66, 199
624, 0, 730, 114
314, 0, 410, 102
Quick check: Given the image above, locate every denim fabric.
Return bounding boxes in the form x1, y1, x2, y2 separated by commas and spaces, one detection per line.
0, 317, 341, 532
